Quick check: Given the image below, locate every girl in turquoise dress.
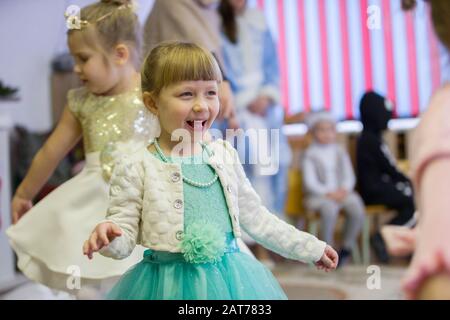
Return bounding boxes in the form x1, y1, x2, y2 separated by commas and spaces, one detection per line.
83, 41, 338, 300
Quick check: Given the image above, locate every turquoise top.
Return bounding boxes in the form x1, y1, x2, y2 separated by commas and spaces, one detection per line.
151, 149, 233, 234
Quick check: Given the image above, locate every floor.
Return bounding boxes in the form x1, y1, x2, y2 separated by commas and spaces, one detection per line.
0, 275, 74, 300
0, 262, 406, 300
275, 262, 406, 300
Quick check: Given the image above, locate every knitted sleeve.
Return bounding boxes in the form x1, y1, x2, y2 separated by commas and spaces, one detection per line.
223, 141, 327, 263
99, 155, 144, 260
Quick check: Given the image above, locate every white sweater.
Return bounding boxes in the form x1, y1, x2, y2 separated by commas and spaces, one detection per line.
100, 139, 326, 263
302, 143, 356, 196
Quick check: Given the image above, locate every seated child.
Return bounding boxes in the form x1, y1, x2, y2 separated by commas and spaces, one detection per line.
357, 91, 415, 263
302, 111, 365, 266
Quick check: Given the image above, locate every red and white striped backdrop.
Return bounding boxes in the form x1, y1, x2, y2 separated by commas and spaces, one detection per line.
249, 0, 447, 120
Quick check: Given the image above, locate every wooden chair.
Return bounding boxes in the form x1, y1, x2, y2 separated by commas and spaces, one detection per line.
362, 205, 396, 265
284, 168, 306, 221
305, 205, 395, 265
305, 209, 363, 265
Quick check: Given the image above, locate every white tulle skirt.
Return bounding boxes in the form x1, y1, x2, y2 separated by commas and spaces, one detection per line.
6, 152, 145, 292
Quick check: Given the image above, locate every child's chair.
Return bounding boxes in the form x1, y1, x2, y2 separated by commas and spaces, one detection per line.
285, 168, 306, 221
304, 208, 364, 265
362, 205, 396, 264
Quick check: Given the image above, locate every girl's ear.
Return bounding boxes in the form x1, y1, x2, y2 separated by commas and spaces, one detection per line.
114, 44, 130, 65
143, 91, 158, 116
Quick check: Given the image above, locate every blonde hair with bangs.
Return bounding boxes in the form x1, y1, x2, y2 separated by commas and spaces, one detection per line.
141, 42, 223, 95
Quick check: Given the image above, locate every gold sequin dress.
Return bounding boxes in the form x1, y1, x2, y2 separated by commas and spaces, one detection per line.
7, 87, 160, 292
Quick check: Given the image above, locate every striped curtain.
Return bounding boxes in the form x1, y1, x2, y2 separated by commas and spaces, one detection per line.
249, 0, 447, 120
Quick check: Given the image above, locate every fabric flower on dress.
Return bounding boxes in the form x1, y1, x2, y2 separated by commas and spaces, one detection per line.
180, 221, 226, 264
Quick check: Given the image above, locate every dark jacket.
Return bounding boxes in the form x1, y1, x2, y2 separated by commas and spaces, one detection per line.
356, 91, 410, 202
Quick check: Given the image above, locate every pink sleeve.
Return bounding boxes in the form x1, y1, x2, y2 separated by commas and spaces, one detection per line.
411, 85, 450, 192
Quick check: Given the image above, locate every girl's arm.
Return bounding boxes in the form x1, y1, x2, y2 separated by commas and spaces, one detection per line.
12, 107, 82, 223
403, 158, 450, 299
96, 156, 144, 260
302, 154, 328, 196
403, 85, 450, 299
226, 142, 328, 264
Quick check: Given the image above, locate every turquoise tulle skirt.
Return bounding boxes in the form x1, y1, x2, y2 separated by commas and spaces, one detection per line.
107, 234, 287, 300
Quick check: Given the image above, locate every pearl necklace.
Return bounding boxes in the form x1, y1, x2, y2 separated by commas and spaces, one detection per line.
154, 138, 219, 188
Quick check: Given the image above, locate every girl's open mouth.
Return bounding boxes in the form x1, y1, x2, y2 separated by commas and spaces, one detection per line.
186, 120, 207, 131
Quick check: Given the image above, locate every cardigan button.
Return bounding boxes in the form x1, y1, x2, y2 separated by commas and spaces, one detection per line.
174, 199, 183, 209
226, 185, 232, 193
171, 172, 181, 183
175, 230, 184, 241
216, 164, 223, 170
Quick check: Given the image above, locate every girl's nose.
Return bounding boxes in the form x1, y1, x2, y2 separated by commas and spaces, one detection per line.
193, 102, 207, 113
73, 64, 81, 74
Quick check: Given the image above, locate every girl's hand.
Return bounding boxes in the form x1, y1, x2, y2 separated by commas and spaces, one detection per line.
325, 192, 339, 202
326, 189, 348, 203
315, 245, 338, 272
83, 222, 122, 260
248, 96, 272, 116
336, 188, 348, 201
11, 195, 33, 224
402, 230, 450, 299
381, 225, 416, 257
227, 114, 240, 130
